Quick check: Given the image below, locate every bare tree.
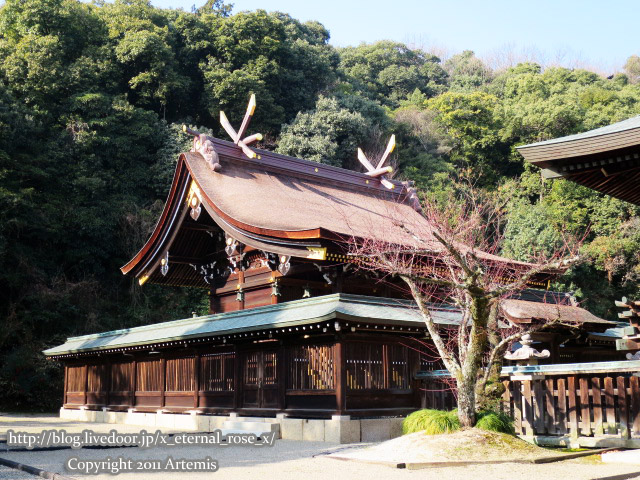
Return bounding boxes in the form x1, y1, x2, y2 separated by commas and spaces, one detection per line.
348, 185, 582, 427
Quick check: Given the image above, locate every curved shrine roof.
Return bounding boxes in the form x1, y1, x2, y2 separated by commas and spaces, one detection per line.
183, 145, 431, 245
122, 136, 539, 286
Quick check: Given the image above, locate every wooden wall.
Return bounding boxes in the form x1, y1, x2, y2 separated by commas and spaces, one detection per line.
62, 336, 421, 417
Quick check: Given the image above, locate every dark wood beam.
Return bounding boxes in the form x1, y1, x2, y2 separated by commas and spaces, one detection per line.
182, 223, 218, 233
168, 255, 207, 265
601, 162, 640, 177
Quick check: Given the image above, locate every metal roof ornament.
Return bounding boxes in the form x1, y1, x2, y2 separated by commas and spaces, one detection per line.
357, 134, 396, 189
187, 181, 202, 221
278, 255, 291, 276
219, 94, 263, 159
160, 251, 169, 276
504, 334, 550, 365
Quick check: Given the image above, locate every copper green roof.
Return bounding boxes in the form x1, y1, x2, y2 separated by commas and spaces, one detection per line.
44, 294, 459, 357
518, 115, 640, 206
518, 115, 640, 150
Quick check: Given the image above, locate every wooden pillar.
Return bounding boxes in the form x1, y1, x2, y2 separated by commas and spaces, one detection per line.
160, 357, 166, 409
130, 359, 137, 409
331, 266, 343, 294
234, 347, 242, 410
618, 376, 630, 439
194, 352, 201, 409
209, 290, 221, 315
105, 360, 112, 409
334, 339, 346, 414
408, 346, 421, 409
567, 376, 579, 436
278, 342, 286, 411
82, 364, 88, 407
62, 365, 68, 407
382, 345, 389, 389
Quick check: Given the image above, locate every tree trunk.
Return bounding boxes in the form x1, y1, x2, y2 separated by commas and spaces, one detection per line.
477, 301, 506, 411
476, 359, 505, 412
456, 294, 489, 427
457, 376, 476, 427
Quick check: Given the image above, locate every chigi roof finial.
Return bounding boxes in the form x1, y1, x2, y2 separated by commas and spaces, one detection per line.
219, 93, 263, 159
357, 134, 396, 189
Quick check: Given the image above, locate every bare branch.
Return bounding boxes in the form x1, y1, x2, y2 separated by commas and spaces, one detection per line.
487, 255, 582, 299
399, 274, 461, 377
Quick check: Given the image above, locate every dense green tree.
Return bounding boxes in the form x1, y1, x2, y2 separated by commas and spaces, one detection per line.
200, 10, 338, 135
276, 94, 388, 169
338, 40, 448, 107
444, 50, 492, 91
624, 55, 640, 84
425, 91, 514, 183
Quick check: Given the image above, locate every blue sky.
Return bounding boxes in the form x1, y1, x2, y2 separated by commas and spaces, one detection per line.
149, 0, 639, 73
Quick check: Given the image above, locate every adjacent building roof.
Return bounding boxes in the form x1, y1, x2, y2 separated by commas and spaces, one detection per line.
44, 293, 614, 358
501, 299, 616, 326
518, 115, 640, 205
43, 294, 458, 357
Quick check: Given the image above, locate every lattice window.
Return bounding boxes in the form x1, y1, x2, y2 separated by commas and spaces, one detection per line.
244, 352, 259, 385
263, 352, 277, 385
166, 357, 195, 392
66, 366, 85, 393
288, 345, 335, 390
346, 343, 384, 390
388, 345, 409, 389
136, 359, 162, 392
200, 353, 235, 392
346, 343, 410, 390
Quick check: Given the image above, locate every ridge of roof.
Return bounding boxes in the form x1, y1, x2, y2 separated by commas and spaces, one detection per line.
207, 136, 410, 200
517, 115, 640, 150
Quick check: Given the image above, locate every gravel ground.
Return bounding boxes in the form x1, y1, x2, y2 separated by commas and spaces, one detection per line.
1, 415, 640, 480
0, 466, 37, 480
1, 441, 640, 480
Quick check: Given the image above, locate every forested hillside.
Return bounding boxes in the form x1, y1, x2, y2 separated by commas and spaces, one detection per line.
1, 0, 640, 410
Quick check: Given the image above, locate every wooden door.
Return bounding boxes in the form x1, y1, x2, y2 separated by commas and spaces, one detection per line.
242, 349, 279, 409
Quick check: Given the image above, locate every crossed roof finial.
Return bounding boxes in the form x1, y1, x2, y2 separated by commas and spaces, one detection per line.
219, 94, 263, 159
357, 135, 396, 189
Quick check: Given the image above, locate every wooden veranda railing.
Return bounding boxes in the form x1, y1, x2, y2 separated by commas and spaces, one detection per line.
417, 360, 640, 441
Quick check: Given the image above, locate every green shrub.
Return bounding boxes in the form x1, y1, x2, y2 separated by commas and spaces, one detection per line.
475, 410, 515, 434
403, 409, 515, 435
403, 409, 461, 435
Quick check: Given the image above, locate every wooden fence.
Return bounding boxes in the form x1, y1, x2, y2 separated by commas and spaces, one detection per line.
502, 373, 640, 439
418, 360, 640, 441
